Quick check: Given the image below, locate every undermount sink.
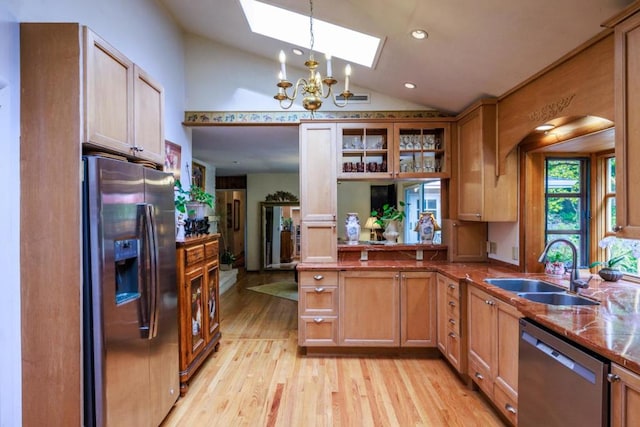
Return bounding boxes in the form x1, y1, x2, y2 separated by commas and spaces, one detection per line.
484, 278, 565, 293
516, 292, 600, 306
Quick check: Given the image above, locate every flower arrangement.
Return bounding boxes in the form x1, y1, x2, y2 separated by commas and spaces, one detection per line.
589, 236, 640, 270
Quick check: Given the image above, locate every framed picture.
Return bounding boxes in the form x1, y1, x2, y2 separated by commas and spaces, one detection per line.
192, 161, 206, 189
164, 141, 181, 181
226, 203, 232, 229
233, 199, 241, 231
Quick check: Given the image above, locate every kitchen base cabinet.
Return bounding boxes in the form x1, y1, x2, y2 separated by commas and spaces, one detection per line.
339, 271, 399, 346
467, 285, 521, 425
400, 272, 437, 347
610, 363, 640, 426
436, 274, 466, 373
298, 271, 339, 346
176, 235, 221, 395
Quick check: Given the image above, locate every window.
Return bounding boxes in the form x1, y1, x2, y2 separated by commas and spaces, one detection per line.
544, 158, 589, 267
600, 156, 639, 275
404, 180, 441, 244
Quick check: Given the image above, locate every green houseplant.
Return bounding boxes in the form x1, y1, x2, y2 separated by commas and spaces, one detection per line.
220, 249, 236, 271
174, 179, 214, 218
371, 201, 406, 244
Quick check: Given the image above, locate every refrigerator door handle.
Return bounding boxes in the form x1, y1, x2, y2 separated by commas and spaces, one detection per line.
144, 203, 160, 339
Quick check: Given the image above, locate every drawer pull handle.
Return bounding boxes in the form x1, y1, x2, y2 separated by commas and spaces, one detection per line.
314, 287, 325, 293
448, 301, 456, 307
448, 284, 455, 289
613, 225, 623, 232
313, 317, 324, 324
505, 404, 516, 414
474, 372, 484, 380
448, 319, 456, 325
607, 373, 621, 383
485, 300, 495, 306
313, 275, 324, 280
448, 332, 456, 338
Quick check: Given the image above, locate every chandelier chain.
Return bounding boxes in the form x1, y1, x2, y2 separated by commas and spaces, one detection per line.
309, 0, 314, 53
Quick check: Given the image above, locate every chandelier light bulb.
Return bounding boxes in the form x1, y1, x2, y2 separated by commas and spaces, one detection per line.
326, 53, 332, 77
278, 50, 287, 81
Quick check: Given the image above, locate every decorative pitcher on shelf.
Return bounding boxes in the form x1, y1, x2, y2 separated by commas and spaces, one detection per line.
415, 212, 440, 244
345, 212, 360, 245
383, 220, 400, 244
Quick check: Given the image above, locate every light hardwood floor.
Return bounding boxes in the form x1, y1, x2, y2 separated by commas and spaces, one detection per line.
162, 270, 506, 427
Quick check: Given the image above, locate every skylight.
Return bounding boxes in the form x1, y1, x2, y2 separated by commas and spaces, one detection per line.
239, 0, 382, 68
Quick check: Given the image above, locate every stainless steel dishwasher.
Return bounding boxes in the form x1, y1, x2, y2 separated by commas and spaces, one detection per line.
518, 318, 610, 427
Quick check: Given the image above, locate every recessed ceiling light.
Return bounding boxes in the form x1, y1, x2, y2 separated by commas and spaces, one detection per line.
404, 82, 417, 89
535, 123, 555, 131
292, 48, 303, 56
411, 29, 428, 40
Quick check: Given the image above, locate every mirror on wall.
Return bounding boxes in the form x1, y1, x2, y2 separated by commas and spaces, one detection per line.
260, 202, 300, 270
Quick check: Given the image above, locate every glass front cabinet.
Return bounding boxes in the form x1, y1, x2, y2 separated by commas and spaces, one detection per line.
336, 121, 451, 180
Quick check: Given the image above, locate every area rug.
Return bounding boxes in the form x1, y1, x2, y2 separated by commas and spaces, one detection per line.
247, 281, 298, 302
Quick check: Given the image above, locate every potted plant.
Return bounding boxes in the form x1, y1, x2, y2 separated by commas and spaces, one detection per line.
371, 201, 406, 244
220, 249, 236, 271
589, 236, 640, 281
174, 179, 215, 219
282, 217, 293, 231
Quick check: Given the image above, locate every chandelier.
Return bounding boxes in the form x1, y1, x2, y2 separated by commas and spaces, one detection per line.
273, 0, 353, 112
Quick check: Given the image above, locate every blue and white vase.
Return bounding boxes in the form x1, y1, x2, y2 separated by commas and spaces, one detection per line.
417, 212, 436, 244
345, 213, 360, 245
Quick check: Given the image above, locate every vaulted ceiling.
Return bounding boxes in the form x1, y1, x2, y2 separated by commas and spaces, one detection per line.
159, 0, 633, 175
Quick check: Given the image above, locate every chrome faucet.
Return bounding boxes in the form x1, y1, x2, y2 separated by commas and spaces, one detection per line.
538, 238, 591, 293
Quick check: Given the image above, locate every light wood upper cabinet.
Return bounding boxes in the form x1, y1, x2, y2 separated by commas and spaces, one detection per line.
394, 122, 450, 179
610, 363, 640, 426
84, 28, 134, 154
613, 10, 640, 238
337, 122, 394, 179
134, 65, 165, 164
441, 219, 487, 262
456, 100, 517, 222
84, 28, 165, 163
299, 122, 337, 263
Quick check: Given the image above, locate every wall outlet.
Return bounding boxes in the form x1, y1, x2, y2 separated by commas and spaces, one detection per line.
512, 246, 519, 260
489, 242, 497, 254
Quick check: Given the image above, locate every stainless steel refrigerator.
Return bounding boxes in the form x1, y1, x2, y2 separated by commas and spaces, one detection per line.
82, 156, 179, 427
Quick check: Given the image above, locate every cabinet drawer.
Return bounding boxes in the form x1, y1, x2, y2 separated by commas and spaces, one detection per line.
299, 316, 338, 346
446, 281, 460, 299
446, 296, 460, 319
469, 357, 493, 397
446, 329, 461, 367
446, 313, 460, 335
494, 384, 518, 425
185, 245, 205, 266
298, 271, 338, 286
299, 285, 338, 315
204, 240, 219, 259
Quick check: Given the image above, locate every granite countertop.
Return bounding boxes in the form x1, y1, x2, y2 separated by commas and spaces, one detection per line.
298, 260, 640, 374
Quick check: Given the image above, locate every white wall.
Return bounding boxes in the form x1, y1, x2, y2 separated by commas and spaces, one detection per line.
0, 4, 21, 425
184, 33, 432, 112
246, 173, 299, 271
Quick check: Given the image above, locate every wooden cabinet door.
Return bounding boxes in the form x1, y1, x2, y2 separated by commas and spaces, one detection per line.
457, 107, 484, 221
83, 27, 134, 153
204, 260, 220, 343
339, 271, 399, 346
299, 122, 337, 222
133, 65, 164, 164
400, 271, 436, 347
614, 12, 640, 239
184, 266, 206, 365
611, 363, 640, 426
493, 300, 521, 424
467, 286, 495, 395
442, 219, 488, 262
393, 122, 450, 179
300, 221, 337, 263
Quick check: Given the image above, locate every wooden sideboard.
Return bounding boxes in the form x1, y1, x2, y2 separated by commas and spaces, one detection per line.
176, 234, 221, 395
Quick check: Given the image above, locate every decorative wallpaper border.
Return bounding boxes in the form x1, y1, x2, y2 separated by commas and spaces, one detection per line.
183, 110, 452, 124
